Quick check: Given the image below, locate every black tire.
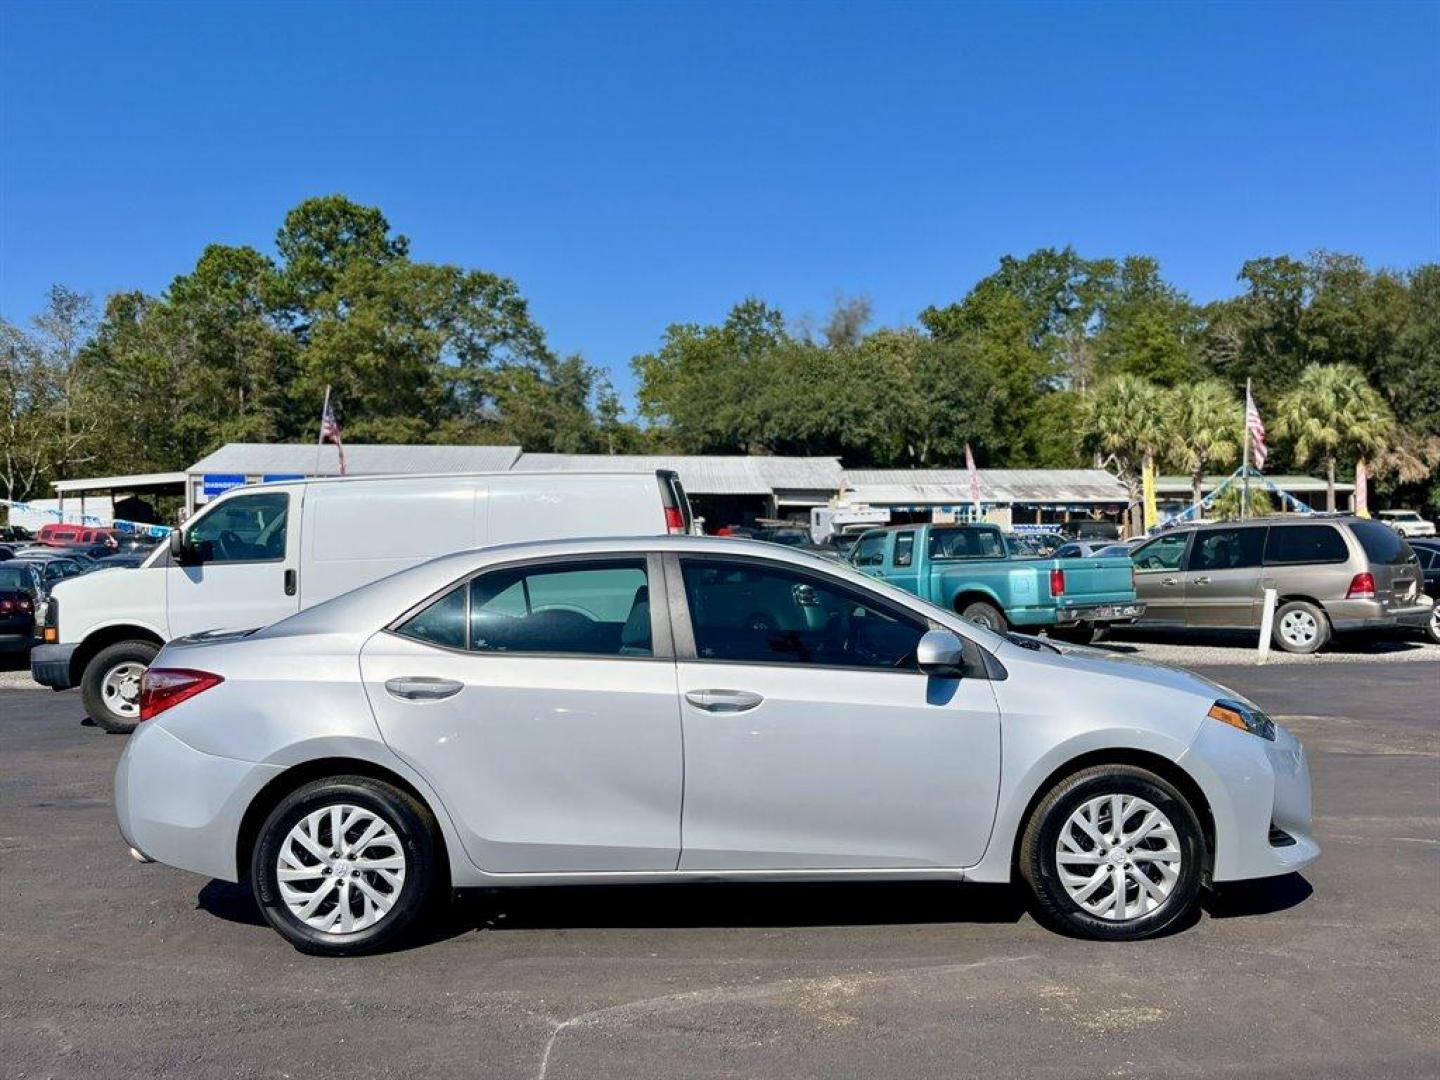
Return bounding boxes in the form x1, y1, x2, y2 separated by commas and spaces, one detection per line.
959, 600, 1008, 634
1048, 624, 1097, 646
1019, 764, 1205, 941
1271, 599, 1329, 654
1423, 605, 1440, 646
81, 640, 159, 734
251, 775, 445, 956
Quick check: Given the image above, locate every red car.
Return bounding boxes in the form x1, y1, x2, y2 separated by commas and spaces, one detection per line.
34, 524, 117, 548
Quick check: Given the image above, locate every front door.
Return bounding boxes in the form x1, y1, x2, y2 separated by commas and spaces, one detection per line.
165, 489, 301, 637
359, 555, 684, 873
1131, 532, 1192, 627
671, 555, 1001, 870
1184, 526, 1267, 628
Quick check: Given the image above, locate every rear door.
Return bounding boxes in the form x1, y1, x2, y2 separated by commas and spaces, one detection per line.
360, 553, 684, 873
1184, 526, 1266, 628
1131, 532, 1192, 626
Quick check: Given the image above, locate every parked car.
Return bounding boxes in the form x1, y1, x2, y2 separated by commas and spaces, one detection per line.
850, 523, 1143, 643
752, 527, 812, 548
115, 535, 1316, 954
0, 562, 44, 653
9, 551, 89, 590
1053, 540, 1115, 559
111, 533, 165, 555
32, 469, 694, 733
91, 552, 150, 570
1130, 517, 1432, 653
1403, 538, 1440, 643
1378, 509, 1436, 538
0, 543, 17, 561
35, 524, 117, 548
41, 543, 115, 561
1060, 520, 1122, 542
1, 524, 35, 542
1092, 540, 1146, 558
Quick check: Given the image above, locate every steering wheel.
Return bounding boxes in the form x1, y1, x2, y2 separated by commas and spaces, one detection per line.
216, 530, 244, 560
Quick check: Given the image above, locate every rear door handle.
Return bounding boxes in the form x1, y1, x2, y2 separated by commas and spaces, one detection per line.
385, 677, 463, 701
1161, 577, 1179, 587
684, 689, 764, 713
1193, 576, 1211, 585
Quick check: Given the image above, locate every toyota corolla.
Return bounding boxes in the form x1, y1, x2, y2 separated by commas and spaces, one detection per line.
114, 536, 1317, 954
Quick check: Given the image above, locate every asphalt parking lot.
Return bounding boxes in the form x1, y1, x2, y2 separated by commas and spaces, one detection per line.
2, 657, 1437, 1080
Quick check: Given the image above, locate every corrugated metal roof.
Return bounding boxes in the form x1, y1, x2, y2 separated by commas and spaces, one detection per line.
515, 454, 844, 495
1155, 474, 1354, 494
843, 468, 1129, 505
52, 471, 187, 493
187, 443, 522, 477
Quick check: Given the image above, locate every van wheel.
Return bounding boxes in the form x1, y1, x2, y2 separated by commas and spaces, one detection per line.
81, 640, 160, 734
1020, 764, 1205, 941
251, 776, 444, 956
1272, 600, 1329, 654
1423, 604, 1440, 645
959, 601, 1008, 633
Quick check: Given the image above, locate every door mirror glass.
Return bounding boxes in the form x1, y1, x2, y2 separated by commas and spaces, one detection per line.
916, 629, 966, 678
168, 529, 189, 563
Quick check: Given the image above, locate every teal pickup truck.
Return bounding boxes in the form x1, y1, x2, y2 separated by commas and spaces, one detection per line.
849, 523, 1144, 643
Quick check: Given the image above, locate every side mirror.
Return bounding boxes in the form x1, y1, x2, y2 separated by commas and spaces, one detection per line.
917, 629, 967, 678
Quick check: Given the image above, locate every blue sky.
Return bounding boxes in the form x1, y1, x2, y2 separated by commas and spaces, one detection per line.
2, 1, 1437, 404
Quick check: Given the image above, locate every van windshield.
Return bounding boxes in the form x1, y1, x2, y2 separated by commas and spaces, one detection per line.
1350, 520, 1413, 565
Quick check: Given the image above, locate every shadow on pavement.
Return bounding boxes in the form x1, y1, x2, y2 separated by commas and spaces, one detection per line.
1203, 873, 1314, 919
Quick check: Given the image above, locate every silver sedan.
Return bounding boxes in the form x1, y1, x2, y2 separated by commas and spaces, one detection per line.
115, 536, 1317, 954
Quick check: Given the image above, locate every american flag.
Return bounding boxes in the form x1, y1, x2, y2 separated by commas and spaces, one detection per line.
965, 442, 982, 518
1245, 383, 1267, 470
320, 395, 347, 475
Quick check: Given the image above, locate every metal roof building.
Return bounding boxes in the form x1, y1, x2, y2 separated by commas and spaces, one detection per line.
515, 453, 844, 505
843, 469, 1129, 511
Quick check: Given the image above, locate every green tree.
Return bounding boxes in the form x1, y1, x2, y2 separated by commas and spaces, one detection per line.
1163, 380, 1241, 513
1078, 375, 1166, 532
1272, 363, 1396, 511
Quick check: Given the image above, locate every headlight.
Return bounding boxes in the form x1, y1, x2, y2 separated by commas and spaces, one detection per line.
1207, 698, 1276, 741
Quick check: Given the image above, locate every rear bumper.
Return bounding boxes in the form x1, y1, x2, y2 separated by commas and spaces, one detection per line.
1328, 596, 1433, 632
30, 642, 77, 689
1055, 602, 1146, 625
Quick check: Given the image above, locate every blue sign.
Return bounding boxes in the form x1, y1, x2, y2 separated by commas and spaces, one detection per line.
261, 474, 305, 483
201, 474, 247, 499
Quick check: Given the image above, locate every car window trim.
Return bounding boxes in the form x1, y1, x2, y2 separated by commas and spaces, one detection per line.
665, 551, 947, 676
385, 550, 675, 662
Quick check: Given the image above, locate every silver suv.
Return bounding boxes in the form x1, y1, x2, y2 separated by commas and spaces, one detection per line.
1131, 517, 1432, 653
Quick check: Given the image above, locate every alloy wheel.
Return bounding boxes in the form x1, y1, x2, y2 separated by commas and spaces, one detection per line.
1279, 609, 1319, 648
276, 804, 407, 935
1055, 794, 1182, 921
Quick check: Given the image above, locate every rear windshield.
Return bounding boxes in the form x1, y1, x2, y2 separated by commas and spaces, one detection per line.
929, 528, 1005, 560
0, 567, 34, 589
1348, 520, 1413, 565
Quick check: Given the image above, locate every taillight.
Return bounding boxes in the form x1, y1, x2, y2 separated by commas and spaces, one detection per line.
1050, 567, 1066, 596
139, 668, 224, 722
0, 599, 13, 614
1346, 572, 1376, 599
664, 506, 686, 534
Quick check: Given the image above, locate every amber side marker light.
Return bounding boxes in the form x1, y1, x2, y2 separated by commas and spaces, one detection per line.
1206, 702, 1251, 733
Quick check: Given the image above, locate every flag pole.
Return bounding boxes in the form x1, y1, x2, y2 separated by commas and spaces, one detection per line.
1241, 379, 1251, 522
316, 384, 330, 476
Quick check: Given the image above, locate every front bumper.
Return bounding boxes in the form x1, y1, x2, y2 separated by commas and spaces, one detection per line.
1179, 719, 1319, 883
30, 642, 78, 689
115, 722, 283, 882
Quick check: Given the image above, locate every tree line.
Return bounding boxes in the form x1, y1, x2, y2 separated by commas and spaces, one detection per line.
3, 195, 1437, 509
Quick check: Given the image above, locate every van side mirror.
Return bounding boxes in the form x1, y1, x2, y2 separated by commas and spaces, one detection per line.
168, 530, 198, 564
917, 629, 967, 678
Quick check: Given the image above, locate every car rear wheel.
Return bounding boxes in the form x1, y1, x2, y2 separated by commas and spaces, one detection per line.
81, 640, 160, 734
959, 600, 1008, 634
1020, 764, 1205, 941
1272, 600, 1329, 654
252, 776, 445, 956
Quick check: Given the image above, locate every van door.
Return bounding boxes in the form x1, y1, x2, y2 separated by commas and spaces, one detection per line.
1131, 532, 1192, 626
1184, 526, 1266, 628
165, 489, 301, 637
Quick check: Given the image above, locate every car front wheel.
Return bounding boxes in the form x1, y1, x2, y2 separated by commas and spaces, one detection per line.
1020, 764, 1205, 940
252, 776, 444, 956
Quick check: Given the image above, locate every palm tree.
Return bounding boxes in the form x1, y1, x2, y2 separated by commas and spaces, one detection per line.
1164, 380, 1241, 515
1272, 363, 1395, 511
1079, 375, 1167, 533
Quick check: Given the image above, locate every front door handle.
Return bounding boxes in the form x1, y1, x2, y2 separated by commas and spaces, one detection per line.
385, 677, 463, 701
1161, 577, 1179, 587
284, 568, 297, 596
1193, 576, 1211, 585
684, 689, 764, 713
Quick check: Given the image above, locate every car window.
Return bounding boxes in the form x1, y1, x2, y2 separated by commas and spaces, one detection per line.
187, 491, 289, 563
470, 560, 651, 656
395, 586, 468, 650
680, 557, 926, 670
1348, 520, 1412, 565
1133, 533, 1189, 571
1189, 527, 1266, 571
929, 528, 1004, 560
1264, 525, 1348, 565
893, 532, 915, 568
852, 533, 886, 567
1054, 543, 1082, 559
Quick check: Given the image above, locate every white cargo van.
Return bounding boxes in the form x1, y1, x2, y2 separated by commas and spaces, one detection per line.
32, 469, 692, 732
